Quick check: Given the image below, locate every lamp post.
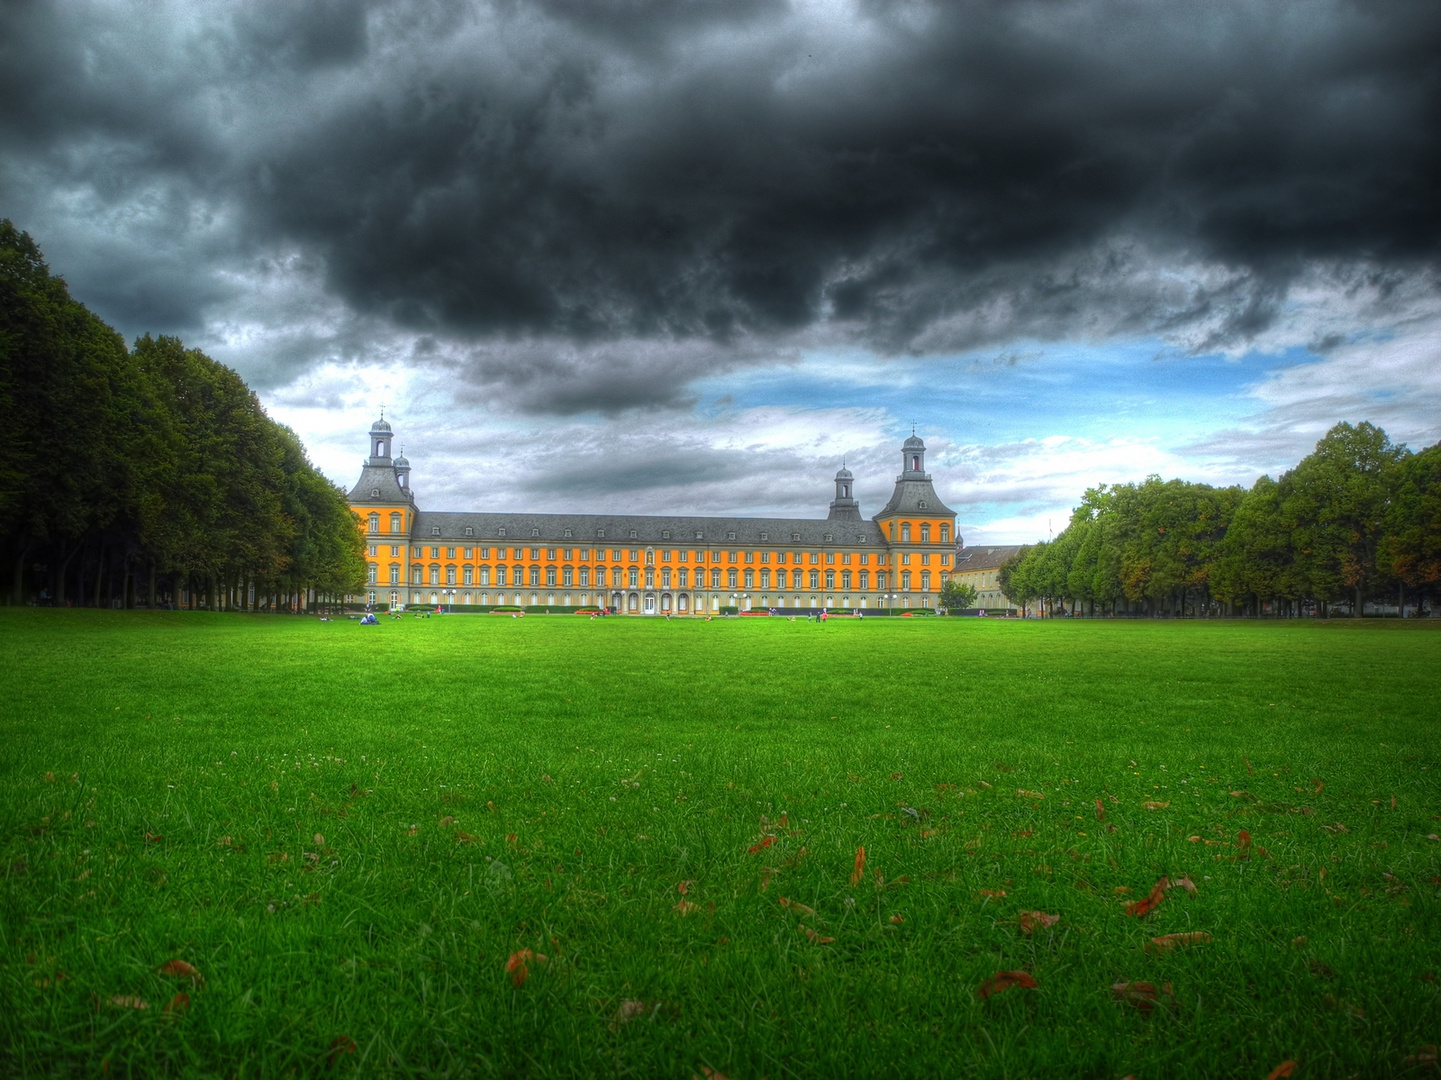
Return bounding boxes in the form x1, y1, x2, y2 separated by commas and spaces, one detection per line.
444, 588, 455, 613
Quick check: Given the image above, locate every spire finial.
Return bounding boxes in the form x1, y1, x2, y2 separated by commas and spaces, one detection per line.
380, 402, 385, 421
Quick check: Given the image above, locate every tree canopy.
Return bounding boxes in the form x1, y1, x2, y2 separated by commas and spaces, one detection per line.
1001, 424, 1440, 616
0, 221, 364, 610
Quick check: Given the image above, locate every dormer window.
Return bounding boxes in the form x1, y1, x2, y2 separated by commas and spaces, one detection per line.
629, 530, 637, 538
662, 530, 670, 539
563, 528, 572, 537
824, 533, 833, 543
727, 531, 736, 540
596, 529, 605, 538
918, 500, 928, 510
859, 535, 867, 544
498, 527, 506, 537
464, 527, 474, 537
370, 488, 380, 499
760, 532, 768, 541
431, 526, 441, 536
695, 531, 703, 540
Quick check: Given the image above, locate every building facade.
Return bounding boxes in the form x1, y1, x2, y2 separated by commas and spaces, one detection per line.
347, 418, 957, 613
950, 544, 1023, 613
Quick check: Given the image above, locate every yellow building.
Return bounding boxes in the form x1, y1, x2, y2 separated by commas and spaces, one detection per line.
950, 544, 1023, 613
347, 419, 958, 614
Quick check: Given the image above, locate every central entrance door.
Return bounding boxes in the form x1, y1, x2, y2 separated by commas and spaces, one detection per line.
644, 593, 656, 614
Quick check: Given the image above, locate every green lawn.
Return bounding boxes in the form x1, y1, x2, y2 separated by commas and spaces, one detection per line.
1, 610, 1438, 1079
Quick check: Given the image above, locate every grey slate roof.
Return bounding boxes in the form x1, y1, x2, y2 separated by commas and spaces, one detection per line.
952, 545, 1024, 572
411, 510, 879, 546
347, 464, 414, 506
875, 477, 956, 518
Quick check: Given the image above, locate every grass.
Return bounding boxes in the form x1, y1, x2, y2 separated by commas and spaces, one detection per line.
1, 609, 1438, 1079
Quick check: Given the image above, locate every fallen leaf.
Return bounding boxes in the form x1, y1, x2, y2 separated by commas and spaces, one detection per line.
800, 926, 835, 944
1016, 789, 1045, 800
1292, 935, 1308, 948
1018, 911, 1060, 934
1124, 876, 1169, 917
677, 880, 692, 895
1265, 1062, 1297, 1080
438, 816, 454, 828
890, 773, 903, 781
163, 992, 190, 1015
849, 846, 866, 887
979, 888, 1007, 898
1169, 876, 1198, 894
610, 999, 662, 1028
1312, 779, 1324, 795
747, 836, 776, 855
158, 959, 202, 983
145, 833, 163, 844
455, 831, 477, 842
1238, 830, 1253, 857
1308, 960, 1335, 979
1142, 801, 1170, 810
1095, 798, 1105, 821
1111, 980, 1173, 1012
506, 833, 518, 845
978, 970, 1038, 998
692, 1066, 730, 1080
1147, 931, 1212, 954
327, 1035, 357, 1066
313, 833, 325, 846
1245, 757, 1255, 774
108, 995, 150, 1010
779, 896, 816, 918
1010, 829, 1033, 838
1401, 1045, 1437, 1070
674, 900, 699, 916
889, 914, 905, 924
506, 948, 548, 987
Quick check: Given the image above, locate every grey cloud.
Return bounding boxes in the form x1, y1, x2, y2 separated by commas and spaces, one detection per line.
1, 0, 1438, 412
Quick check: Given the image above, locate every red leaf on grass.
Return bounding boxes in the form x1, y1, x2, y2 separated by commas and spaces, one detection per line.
506, 949, 546, 987
163, 992, 190, 1015
145, 833, 163, 844
889, 914, 905, 924
1147, 931, 1213, 954
158, 959, 202, 982
1264, 1063, 1297, 1080
1095, 799, 1105, 821
327, 1035, 357, 1066
455, 831, 477, 842
1111, 981, 1172, 1012
1312, 779, 1324, 795
800, 926, 835, 944
1018, 911, 1060, 934
1123, 877, 1168, 917
677, 880, 692, 895
1238, 830, 1253, 857
978, 970, 1038, 998
674, 900, 699, 915
746, 836, 776, 855
692, 1067, 730, 1080
849, 846, 866, 887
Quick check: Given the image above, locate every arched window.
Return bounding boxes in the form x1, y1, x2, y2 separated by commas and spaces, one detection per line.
368, 514, 379, 533
921, 524, 931, 543
912, 454, 920, 471
390, 513, 402, 533
901, 523, 911, 542
940, 524, 950, 544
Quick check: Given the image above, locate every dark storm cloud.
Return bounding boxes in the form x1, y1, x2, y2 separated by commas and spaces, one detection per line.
2, 0, 1438, 404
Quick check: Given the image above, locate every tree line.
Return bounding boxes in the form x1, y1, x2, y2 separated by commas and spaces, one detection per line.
0, 222, 366, 611
998, 423, 1440, 617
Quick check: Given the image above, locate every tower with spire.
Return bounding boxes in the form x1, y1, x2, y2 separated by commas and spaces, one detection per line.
872, 432, 956, 607
346, 415, 417, 608
827, 463, 862, 521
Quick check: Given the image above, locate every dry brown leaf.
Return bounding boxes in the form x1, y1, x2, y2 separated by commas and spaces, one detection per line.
1111, 980, 1173, 1012
109, 995, 149, 1010
889, 914, 904, 924
978, 888, 1007, 898
1095, 798, 1106, 821
1401, 1045, 1437, 1070
677, 880, 692, 895
1312, 779, 1324, 795
1264, 1062, 1297, 1080
1147, 931, 1213, 954
455, 831, 477, 843
800, 926, 835, 944
692, 1066, 730, 1080
778, 897, 816, 918
747, 836, 776, 855
505, 948, 547, 987
1124, 877, 1169, 917
157, 959, 202, 983
163, 992, 190, 1015
1018, 911, 1060, 934
978, 970, 1038, 998
1187, 835, 1202, 843
674, 900, 699, 916
438, 816, 455, 828
145, 833, 163, 844
1238, 830, 1253, 857
1169, 876, 1198, 894
1142, 801, 1170, 810
849, 845, 866, 887
327, 1035, 357, 1066
1016, 789, 1045, 800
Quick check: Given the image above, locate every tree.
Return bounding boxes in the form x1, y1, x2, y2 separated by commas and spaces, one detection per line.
939, 577, 978, 612
1381, 442, 1441, 613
